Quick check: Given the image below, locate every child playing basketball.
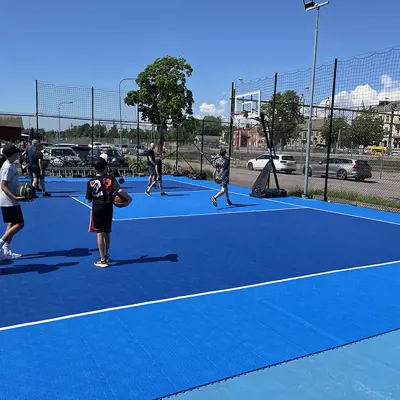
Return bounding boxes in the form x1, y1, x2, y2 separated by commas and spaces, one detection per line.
0, 144, 27, 259
210, 148, 233, 207
86, 158, 123, 267
146, 153, 166, 196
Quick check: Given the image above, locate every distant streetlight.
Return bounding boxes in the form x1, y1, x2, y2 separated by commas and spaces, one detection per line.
302, 0, 329, 198
58, 101, 73, 142
119, 78, 136, 149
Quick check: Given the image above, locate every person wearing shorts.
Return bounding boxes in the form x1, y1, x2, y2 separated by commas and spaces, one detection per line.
30, 142, 51, 197
146, 153, 166, 196
146, 142, 156, 193
86, 158, 120, 268
0, 144, 27, 259
210, 148, 233, 207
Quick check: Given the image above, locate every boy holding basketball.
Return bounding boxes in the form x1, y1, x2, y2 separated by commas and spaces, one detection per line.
86, 158, 131, 268
0, 144, 27, 259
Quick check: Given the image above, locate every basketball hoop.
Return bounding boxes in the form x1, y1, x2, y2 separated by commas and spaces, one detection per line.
231, 111, 249, 121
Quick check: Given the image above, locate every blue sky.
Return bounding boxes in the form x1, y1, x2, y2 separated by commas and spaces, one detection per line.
2, 0, 400, 123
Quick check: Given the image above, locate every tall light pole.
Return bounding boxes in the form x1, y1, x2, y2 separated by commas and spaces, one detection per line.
119, 78, 136, 150
302, 0, 329, 198
58, 101, 73, 143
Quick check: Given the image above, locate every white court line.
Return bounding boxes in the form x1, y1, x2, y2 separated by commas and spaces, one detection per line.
167, 178, 400, 227
1, 258, 399, 333
71, 196, 91, 210
114, 207, 305, 221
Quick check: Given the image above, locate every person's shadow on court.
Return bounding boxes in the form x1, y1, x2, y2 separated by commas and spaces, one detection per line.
23, 248, 98, 260
110, 253, 179, 267
218, 203, 259, 210
0, 261, 80, 276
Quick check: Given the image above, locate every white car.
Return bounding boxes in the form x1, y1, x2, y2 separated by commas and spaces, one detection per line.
247, 154, 297, 174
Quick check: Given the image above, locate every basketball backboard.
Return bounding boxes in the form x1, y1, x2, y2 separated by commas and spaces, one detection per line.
234, 90, 261, 121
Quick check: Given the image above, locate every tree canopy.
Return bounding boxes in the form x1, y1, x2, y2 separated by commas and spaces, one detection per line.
348, 111, 385, 147
320, 116, 350, 145
124, 56, 194, 149
261, 90, 304, 146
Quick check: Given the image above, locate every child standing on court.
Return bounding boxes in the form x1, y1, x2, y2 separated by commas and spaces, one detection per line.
86, 158, 122, 268
146, 153, 166, 196
0, 144, 26, 259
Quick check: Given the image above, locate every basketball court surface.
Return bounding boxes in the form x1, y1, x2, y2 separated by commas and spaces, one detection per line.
1, 177, 400, 399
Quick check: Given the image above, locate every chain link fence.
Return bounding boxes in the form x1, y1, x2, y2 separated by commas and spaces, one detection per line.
235, 47, 400, 211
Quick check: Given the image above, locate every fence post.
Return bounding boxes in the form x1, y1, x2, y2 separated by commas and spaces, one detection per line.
175, 125, 179, 171
201, 119, 205, 174
91, 87, 94, 166
270, 73, 278, 144
136, 105, 140, 169
35, 80, 39, 138
228, 82, 235, 176
324, 58, 338, 202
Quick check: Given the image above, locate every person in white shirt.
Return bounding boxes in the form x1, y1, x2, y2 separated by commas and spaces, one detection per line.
99, 148, 108, 162
0, 144, 27, 259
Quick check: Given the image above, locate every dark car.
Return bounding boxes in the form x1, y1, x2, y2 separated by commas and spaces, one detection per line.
88, 147, 128, 167
70, 145, 91, 161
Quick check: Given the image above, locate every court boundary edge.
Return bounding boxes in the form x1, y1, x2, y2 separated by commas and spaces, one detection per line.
157, 326, 400, 399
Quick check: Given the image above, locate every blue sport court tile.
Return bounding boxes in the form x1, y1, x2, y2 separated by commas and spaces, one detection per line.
1, 262, 400, 399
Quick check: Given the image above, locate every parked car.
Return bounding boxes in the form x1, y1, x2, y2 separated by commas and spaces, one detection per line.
43, 146, 83, 167
303, 158, 372, 181
87, 147, 128, 167
70, 145, 91, 161
247, 154, 297, 174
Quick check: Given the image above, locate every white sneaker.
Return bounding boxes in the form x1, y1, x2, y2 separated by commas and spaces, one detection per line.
4, 249, 22, 259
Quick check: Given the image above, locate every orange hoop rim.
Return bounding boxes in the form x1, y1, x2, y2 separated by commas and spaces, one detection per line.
230, 111, 249, 118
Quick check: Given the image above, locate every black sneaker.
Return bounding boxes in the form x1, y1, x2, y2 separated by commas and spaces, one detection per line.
210, 196, 217, 207
160, 192, 167, 196
145, 190, 151, 196
227, 199, 233, 206
43, 192, 51, 197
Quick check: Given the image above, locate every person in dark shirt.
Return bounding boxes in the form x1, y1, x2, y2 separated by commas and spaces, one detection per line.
30, 143, 50, 197
86, 158, 120, 268
146, 153, 166, 196
146, 142, 156, 192
210, 148, 233, 207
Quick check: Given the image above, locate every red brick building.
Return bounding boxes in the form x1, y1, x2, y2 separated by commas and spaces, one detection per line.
233, 129, 265, 149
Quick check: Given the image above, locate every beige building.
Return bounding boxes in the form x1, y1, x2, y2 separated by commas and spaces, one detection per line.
288, 117, 326, 147
372, 100, 400, 150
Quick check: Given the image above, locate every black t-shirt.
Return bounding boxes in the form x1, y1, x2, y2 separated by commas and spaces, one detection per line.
31, 150, 43, 167
86, 174, 120, 206
147, 149, 155, 166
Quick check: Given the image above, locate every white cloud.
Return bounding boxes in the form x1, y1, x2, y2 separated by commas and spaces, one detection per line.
318, 74, 400, 112
199, 99, 228, 117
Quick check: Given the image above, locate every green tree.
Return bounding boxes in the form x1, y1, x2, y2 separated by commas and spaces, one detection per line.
261, 90, 304, 146
124, 56, 194, 150
321, 117, 349, 145
348, 111, 385, 147
203, 116, 223, 136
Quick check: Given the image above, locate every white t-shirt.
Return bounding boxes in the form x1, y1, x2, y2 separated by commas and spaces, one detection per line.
0, 160, 19, 207
99, 153, 108, 162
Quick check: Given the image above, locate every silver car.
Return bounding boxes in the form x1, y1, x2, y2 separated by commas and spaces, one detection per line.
304, 158, 372, 181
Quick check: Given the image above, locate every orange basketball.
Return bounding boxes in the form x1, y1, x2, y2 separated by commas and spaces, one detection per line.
112, 190, 131, 208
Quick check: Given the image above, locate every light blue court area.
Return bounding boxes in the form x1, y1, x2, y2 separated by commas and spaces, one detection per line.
1, 177, 400, 399
176, 328, 400, 400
